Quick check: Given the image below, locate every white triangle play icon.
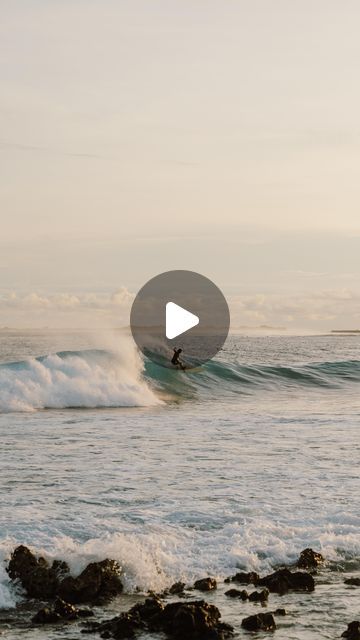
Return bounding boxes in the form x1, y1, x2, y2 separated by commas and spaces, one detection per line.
166, 302, 199, 340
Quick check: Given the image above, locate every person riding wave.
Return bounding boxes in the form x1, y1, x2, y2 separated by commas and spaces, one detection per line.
171, 348, 184, 368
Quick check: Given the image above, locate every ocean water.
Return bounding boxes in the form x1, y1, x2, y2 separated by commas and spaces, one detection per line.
0, 330, 359, 638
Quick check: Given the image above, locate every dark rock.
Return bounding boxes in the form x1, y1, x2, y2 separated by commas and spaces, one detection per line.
155, 600, 233, 639
241, 612, 276, 631
345, 578, 360, 586
58, 559, 123, 604
7, 545, 69, 600
83, 599, 233, 639
225, 588, 248, 600
32, 607, 62, 624
78, 608, 95, 618
193, 577, 217, 592
297, 548, 324, 569
81, 597, 163, 638
342, 621, 360, 639
169, 581, 186, 595
57, 598, 93, 619
53, 597, 79, 620
88, 612, 141, 639
224, 571, 259, 585
7, 546, 123, 606
273, 608, 287, 616
52, 559, 71, 580
257, 568, 315, 594
129, 596, 164, 623
32, 597, 94, 625
248, 588, 269, 602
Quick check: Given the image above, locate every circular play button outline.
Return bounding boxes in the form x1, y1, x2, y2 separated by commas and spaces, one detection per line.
130, 270, 230, 369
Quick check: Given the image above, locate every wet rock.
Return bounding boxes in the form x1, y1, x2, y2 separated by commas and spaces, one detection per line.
7, 545, 69, 600
83, 598, 233, 639
248, 588, 269, 602
58, 559, 123, 604
224, 571, 259, 585
56, 598, 93, 619
84, 611, 141, 638
241, 612, 276, 631
81, 597, 163, 638
169, 581, 186, 595
52, 559, 71, 580
273, 608, 287, 616
297, 548, 324, 569
341, 621, 360, 639
7, 545, 123, 606
154, 600, 233, 639
53, 597, 81, 620
32, 607, 62, 624
225, 588, 249, 600
257, 568, 315, 594
193, 577, 217, 592
345, 578, 360, 586
32, 597, 94, 624
129, 596, 164, 623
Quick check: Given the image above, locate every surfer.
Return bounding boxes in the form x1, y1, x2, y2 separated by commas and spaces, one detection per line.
171, 348, 184, 369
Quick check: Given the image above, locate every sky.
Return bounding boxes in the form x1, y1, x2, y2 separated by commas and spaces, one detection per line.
1, 1, 360, 330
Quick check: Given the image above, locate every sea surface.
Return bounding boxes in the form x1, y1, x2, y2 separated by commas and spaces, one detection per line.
0, 331, 359, 638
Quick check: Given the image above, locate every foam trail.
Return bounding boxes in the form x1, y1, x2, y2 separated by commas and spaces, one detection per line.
0, 339, 160, 412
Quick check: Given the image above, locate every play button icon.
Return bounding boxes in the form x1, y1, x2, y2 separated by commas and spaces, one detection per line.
166, 302, 199, 339
130, 270, 230, 369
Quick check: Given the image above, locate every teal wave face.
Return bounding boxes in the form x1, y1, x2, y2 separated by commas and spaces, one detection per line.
145, 357, 360, 398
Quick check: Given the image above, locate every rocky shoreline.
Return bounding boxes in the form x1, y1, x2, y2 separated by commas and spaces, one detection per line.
1, 545, 359, 638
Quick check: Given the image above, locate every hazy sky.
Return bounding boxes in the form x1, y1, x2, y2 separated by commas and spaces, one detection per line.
1, 1, 360, 329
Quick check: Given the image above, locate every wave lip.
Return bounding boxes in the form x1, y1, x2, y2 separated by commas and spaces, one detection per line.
0, 349, 160, 413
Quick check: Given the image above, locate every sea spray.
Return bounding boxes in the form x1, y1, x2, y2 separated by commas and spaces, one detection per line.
1, 517, 360, 609
0, 339, 160, 412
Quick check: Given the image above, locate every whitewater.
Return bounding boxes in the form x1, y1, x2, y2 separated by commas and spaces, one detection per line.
0, 330, 359, 638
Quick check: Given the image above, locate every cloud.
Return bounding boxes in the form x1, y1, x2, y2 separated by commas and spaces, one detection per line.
111, 287, 134, 306
0, 288, 135, 328
0, 289, 134, 311
229, 290, 360, 330
0, 287, 359, 331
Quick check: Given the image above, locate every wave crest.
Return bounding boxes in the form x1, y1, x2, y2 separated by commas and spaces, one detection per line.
0, 346, 160, 412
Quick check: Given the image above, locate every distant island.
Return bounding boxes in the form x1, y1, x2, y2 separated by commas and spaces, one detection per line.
331, 329, 360, 334
233, 325, 286, 331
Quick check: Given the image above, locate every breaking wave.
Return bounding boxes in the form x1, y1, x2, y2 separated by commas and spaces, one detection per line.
0, 347, 160, 412
1, 346, 360, 412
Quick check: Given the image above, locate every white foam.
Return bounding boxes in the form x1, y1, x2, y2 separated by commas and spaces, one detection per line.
0, 338, 160, 412
0, 539, 20, 608
1, 516, 359, 608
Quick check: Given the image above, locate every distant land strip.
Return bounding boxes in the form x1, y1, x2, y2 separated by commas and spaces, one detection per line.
331, 329, 360, 333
